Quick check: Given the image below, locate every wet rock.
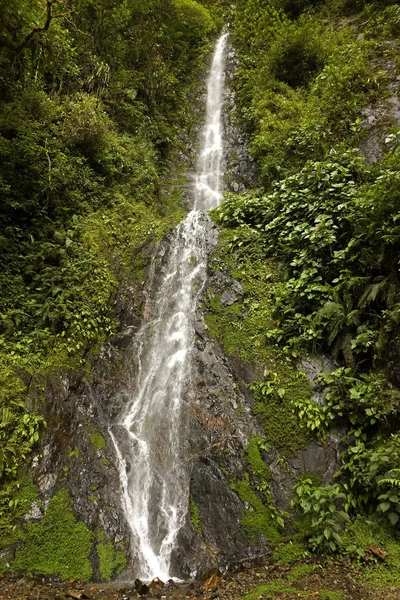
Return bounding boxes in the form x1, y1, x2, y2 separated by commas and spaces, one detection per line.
195, 318, 208, 337
359, 95, 400, 165
202, 568, 222, 590
220, 290, 237, 306
149, 578, 165, 593
223, 47, 258, 191
134, 579, 150, 595
67, 591, 91, 599
23, 500, 43, 521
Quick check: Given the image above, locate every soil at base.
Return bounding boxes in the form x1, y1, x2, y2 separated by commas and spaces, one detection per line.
0, 558, 399, 600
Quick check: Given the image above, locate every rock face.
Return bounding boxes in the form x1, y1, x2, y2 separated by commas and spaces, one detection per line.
358, 42, 400, 164
223, 46, 258, 193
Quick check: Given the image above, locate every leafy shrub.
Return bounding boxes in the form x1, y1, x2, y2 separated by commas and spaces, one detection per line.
0, 364, 45, 481
281, 0, 326, 18
267, 18, 328, 88
342, 435, 400, 527
292, 477, 350, 552
310, 37, 385, 129
172, 0, 215, 38
63, 94, 115, 162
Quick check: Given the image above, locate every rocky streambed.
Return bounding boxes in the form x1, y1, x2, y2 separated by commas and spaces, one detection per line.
1, 557, 399, 600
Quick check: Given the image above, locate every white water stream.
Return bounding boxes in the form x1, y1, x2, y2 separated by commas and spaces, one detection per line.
110, 33, 228, 582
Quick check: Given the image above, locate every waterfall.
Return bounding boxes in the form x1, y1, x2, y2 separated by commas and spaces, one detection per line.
110, 32, 228, 582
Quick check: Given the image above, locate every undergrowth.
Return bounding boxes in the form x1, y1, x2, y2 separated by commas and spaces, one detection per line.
215, 0, 400, 571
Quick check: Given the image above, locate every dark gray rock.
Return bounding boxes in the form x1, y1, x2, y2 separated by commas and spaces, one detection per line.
358, 44, 400, 165
223, 46, 259, 192
220, 290, 237, 306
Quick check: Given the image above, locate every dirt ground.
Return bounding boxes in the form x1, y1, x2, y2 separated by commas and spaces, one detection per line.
0, 558, 399, 600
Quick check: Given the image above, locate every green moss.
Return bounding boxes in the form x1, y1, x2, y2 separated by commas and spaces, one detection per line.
204, 229, 280, 366
273, 540, 308, 564
319, 592, 344, 600
246, 436, 271, 483
343, 516, 400, 588
0, 478, 39, 548
204, 230, 311, 456
96, 539, 127, 581
11, 479, 39, 519
232, 475, 281, 546
189, 495, 202, 534
89, 432, 106, 450
67, 446, 80, 459
0, 558, 7, 575
288, 563, 320, 580
244, 581, 300, 599
12, 489, 93, 581
230, 435, 284, 545
251, 369, 311, 456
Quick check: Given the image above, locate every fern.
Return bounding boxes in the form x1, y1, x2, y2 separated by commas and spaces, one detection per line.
378, 469, 400, 488
0, 407, 15, 427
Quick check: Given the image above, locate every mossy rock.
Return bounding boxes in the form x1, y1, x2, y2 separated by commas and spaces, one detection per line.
96, 539, 127, 581
12, 489, 93, 581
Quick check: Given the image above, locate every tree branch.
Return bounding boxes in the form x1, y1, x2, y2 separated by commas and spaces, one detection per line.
15, 1, 54, 52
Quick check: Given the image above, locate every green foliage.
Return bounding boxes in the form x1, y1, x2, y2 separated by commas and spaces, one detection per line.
341, 435, 400, 527
244, 581, 299, 599
189, 495, 202, 533
251, 370, 311, 456
292, 478, 350, 553
319, 593, 344, 600
173, 0, 215, 36
343, 516, 400, 588
13, 489, 93, 580
0, 364, 45, 481
231, 437, 285, 544
224, 0, 400, 568
232, 0, 391, 182
0, 478, 39, 549
213, 143, 400, 541
273, 540, 308, 564
294, 367, 399, 442
89, 432, 106, 450
320, 369, 399, 432
232, 0, 286, 65
214, 147, 400, 369
96, 539, 127, 581
266, 17, 329, 89
293, 396, 330, 437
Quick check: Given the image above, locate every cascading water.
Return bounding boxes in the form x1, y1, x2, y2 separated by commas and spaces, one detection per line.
110, 32, 229, 582
195, 33, 228, 210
